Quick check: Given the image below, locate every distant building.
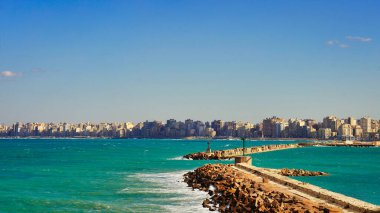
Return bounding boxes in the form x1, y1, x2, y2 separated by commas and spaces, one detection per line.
353, 126, 363, 139
359, 117, 372, 140
211, 120, 224, 136
273, 122, 286, 138
323, 116, 341, 132
338, 124, 353, 139
318, 128, 332, 140
371, 120, 379, 133
263, 117, 285, 138
347, 117, 357, 126
360, 117, 372, 134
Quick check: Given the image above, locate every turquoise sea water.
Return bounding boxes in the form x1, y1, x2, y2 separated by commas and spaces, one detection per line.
0, 139, 379, 212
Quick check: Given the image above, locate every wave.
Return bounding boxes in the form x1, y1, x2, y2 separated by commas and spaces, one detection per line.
122, 170, 210, 212
167, 156, 189, 160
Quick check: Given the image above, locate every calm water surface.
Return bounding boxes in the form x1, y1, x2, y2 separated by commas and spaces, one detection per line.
0, 139, 379, 212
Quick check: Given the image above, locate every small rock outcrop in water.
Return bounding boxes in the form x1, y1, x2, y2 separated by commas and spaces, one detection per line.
279, 168, 328, 176
184, 164, 339, 212
183, 152, 226, 160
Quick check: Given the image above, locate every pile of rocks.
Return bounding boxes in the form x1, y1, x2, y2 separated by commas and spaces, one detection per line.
279, 168, 328, 176
183, 152, 228, 160
184, 164, 336, 212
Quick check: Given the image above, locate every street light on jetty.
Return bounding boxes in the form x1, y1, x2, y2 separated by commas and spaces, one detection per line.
240, 137, 246, 156
206, 137, 212, 154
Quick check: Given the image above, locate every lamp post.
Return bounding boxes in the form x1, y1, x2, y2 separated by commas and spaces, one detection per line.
241, 137, 246, 156
206, 138, 211, 153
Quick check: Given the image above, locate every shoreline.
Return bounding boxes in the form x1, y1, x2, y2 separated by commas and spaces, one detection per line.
1, 137, 379, 146
0, 136, 311, 140
0, 136, 329, 141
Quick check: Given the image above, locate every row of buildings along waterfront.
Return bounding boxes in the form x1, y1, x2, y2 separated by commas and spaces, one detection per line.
0, 116, 379, 140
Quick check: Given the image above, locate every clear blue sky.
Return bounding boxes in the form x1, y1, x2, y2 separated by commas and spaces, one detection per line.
1, 0, 379, 124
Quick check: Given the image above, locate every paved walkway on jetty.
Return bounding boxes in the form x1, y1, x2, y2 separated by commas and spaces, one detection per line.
184, 143, 301, 160
235, 164, 380, 213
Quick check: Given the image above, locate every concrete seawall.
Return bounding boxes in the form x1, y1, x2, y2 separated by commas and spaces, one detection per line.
235, 163, 380, 213
183, 143, 300, 160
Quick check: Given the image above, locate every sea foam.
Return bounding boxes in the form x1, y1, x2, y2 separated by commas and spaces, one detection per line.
167, 156, 189, 160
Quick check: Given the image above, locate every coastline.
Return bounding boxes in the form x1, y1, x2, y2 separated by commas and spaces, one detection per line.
0, 135, 317, 140
2, 137, 379, 147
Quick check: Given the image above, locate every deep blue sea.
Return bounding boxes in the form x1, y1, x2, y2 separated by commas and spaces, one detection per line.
0, 139, 379, 212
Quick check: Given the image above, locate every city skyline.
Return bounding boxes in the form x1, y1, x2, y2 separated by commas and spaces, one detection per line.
1, 0, 380, 123
1, 115, 379, 141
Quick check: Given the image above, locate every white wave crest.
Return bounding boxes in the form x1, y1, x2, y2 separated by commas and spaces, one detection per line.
167, 156, 189, 160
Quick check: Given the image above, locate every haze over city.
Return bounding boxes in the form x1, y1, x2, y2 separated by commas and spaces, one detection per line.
1, 2, 380, 212
1, 0, 379, 124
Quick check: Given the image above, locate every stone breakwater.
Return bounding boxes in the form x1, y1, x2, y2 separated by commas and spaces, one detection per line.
183, 143, 300, 160
184, 164, 341, 212
236, 164, 380, 213
278, 168, 328, 177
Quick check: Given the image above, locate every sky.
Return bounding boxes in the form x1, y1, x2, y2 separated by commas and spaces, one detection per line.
0, 0, 379, 124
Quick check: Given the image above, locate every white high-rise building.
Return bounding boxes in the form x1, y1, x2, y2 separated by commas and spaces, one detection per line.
360, 117, 372, 134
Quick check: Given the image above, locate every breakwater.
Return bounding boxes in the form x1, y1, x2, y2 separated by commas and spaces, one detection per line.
183, 143, 301, 160
184, 164, 341, 212
236, 163, 380, 213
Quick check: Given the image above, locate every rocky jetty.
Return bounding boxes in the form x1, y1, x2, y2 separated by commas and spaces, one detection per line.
183, 152, 228, 160
278, 168, 328, 177
184, 164, 340, 212
183, 144, 300, 160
